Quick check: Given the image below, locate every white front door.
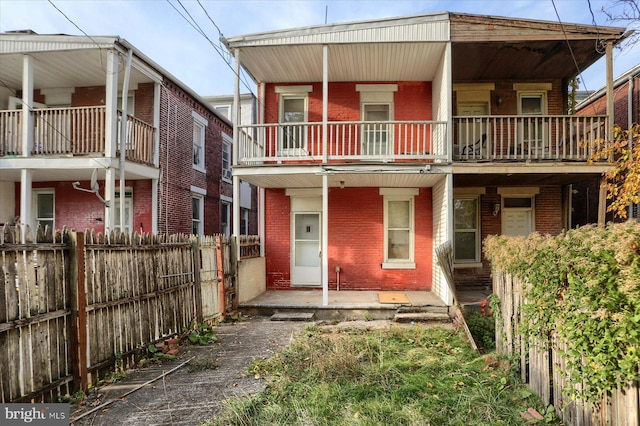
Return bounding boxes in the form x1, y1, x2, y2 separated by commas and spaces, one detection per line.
502, 197, 534, 237
457, 104, 488, 157
291, 212, 321, 287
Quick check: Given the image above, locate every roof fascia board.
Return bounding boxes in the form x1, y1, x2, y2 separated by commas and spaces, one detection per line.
224, 12, 451, 47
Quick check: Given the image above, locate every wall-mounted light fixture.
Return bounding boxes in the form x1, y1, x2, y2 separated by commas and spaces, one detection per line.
493, 203, 501, 216
494, 95, 503, 107
339, 180, 345, 189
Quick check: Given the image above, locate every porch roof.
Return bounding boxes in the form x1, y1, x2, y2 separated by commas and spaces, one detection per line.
224, 11, 626, 84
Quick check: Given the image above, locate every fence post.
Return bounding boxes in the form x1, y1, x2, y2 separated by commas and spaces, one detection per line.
216, 236, 226, 314
192, 238, 203, 323
68, 231, 88, 393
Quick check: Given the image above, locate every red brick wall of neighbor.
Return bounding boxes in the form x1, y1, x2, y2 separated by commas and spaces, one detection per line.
157, 79, 232, 235
454, 185, 564, 289
576, 77, 640, 129
264, 187, 433, 291
18, 180, 153, 234
16, 80, 233, 236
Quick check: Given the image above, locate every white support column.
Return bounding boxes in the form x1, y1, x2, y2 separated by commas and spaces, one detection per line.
259, 187, 265, 257
322, 45, 328, 162
322, 174, 329, 306
153, 82, 161, 167
104, 50, 119, 232
19, 169, 32, 243
605, 41, 614, 142
21, 54, 33, 158
20, 54, 34, 243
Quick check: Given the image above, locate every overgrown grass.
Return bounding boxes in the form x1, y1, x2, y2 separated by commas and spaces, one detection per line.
206, 324, 557, 425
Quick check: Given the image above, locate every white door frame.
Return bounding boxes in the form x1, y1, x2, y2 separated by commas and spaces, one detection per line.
289, 195, 322, 287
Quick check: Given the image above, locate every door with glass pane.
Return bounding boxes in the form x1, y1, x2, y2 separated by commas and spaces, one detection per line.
453, 198, 479, 263
363, 104, 390, 156
281, 97, 306, 153
114, 194, 133, 233
291, 212, 321, 287
519, 94, 546, 155
457, 104, 488, 157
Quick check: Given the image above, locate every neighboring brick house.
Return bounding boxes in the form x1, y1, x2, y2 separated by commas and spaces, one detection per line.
224, 12, 626, 304
573, 63, 640, 225
0, 33, 234, 238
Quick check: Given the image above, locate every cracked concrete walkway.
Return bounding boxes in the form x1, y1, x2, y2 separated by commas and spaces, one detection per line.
71, 318, 307, 426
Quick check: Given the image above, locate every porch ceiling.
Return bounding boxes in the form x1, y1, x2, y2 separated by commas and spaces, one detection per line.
0, 49, 154, 95
235, 42, 447, 83
453, 171, 604, 187
233, 164, 448, 188
451, 40, 608, 81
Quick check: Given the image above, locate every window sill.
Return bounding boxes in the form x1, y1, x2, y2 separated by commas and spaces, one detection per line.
382, 262, 416, 270
192, 165, 206, 174
453, 262, 483, 269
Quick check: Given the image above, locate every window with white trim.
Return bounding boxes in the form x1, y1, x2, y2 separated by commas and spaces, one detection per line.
114, 189, 133, 234
192, 112, 207, 170
221, 201, 230, 237
33, 189, 54, 231
453, 197, 480, 263
381, 188, 416, 269
192, 194, 204, 236
222, 135, 232, 181
240, 208, 249, 235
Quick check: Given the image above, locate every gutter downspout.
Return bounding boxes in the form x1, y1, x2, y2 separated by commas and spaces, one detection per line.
119, 49, 133, 233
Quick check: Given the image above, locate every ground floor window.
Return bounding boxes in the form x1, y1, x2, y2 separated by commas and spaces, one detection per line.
381, 188, 417, 269
33, 189, 54, 231
221, 202, 230, 237
192, 194, 204, 236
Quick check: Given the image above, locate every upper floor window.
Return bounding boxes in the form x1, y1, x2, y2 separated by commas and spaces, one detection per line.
276, 85, 312, 154
222, 134, 232, 182
193, 112, 208, 171
214, 105, 231, 120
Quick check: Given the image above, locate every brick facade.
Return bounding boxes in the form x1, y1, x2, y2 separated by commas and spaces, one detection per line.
264, 187, 433, 291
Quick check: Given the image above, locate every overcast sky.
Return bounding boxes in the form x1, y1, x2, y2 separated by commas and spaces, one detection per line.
1, 0, 638, 97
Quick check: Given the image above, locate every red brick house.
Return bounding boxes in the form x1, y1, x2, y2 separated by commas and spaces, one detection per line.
0, 32, 237, 238
224, 12, 626, 305
573, 64, 640, 224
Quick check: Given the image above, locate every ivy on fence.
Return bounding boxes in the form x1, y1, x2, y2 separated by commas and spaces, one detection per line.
485, 222, 640, 403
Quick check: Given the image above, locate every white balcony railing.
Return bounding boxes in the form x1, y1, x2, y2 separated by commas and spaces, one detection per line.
453, 115, 609, 161
237, 120, 448, 164
0, 107, 155, 165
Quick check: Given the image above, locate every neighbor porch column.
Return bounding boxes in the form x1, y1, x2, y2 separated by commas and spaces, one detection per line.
322, 173, 329, 306
20, 54, 34, 242
599, 41, 614, 228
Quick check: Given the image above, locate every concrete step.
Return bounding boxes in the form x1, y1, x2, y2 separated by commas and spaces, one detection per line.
270, 312, 316, 322
396, 305, 449, 315
393, 312, 451, 323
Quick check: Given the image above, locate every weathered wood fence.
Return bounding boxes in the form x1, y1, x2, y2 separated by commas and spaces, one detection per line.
0, 226, 243, 403
494, 271, 640, 425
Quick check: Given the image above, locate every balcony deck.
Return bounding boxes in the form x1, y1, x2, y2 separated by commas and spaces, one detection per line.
236, 115, 609, 165
0, 106, 155, 166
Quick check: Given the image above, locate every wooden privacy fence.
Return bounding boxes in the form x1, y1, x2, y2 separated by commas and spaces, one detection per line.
0, 226, 238, 403
494, 271, 639, 426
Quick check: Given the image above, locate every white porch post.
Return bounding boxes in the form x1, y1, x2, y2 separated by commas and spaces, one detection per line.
152, 82, 161, 234
259, 83, 266, 256
20, 54, 34, 242
322, 174, 329, 306
119, 49, 133, 233
322, 44, 328, 162
104, 49, 119, 232
599, 41, 614, 228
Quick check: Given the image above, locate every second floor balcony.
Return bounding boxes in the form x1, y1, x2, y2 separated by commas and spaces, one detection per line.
236, 115, 610, 166
0, 106, 156, 166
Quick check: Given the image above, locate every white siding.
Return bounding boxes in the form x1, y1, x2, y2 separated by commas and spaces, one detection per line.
432, 174, 453, 306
